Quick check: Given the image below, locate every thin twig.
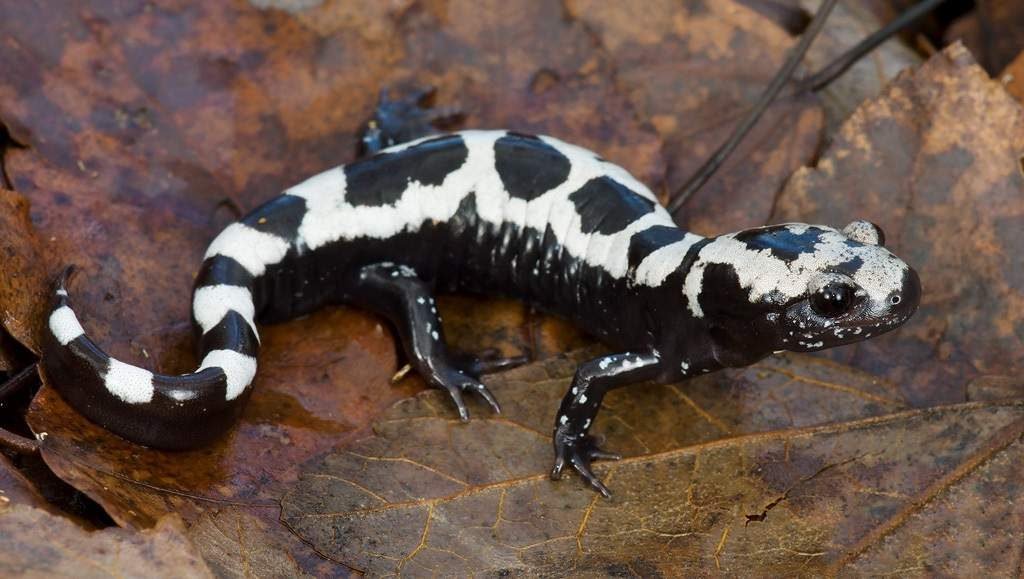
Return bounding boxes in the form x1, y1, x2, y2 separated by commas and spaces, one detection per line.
0, 363, 39, 402
668, 0, 947, 213
668, 0, 839, 213
0, 428, 39, 455
799, 0, 948, 92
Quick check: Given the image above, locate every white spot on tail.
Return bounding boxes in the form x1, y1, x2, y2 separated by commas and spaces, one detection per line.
104, 359, 155, 404
193, 285, 258, 339
198, 350, 258, 400
49, 306, 84, 346
167, 389, 197, 402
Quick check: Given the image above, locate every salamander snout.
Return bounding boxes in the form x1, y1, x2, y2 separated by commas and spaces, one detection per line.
773, 224, 922, 352
887, 267, 921, 322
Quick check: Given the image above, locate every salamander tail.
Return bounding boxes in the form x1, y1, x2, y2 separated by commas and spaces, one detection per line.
41, 267, 258, 449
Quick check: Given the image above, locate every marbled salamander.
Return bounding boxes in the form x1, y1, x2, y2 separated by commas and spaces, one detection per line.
43, 110, 920, 497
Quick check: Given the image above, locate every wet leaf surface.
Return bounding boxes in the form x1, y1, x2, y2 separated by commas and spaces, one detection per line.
774, 43, 1024, 407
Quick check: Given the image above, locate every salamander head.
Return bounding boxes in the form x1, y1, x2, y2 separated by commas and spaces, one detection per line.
691, 221, 920, 363
778, 222, 921, 351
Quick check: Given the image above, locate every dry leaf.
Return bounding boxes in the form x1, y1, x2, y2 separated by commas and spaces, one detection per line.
0, 1, 1019, 576
774, 43, 1024, 406
0, 506, 213, 578
795, 0, 922, 128
565, 0, 825, 234
0, 188, 47, 360
279, 353, 1024, 575
0, 0, 669, 573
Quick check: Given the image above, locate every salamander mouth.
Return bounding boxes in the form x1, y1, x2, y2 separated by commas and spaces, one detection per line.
795, 310, 916, 350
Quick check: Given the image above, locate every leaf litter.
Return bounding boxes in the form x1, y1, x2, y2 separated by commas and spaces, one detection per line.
0, 0, 1020, 576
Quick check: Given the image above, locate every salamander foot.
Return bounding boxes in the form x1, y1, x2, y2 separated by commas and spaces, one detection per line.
359, 86, 463, 156
433, 366, 501, 421
550, 430, 621, 498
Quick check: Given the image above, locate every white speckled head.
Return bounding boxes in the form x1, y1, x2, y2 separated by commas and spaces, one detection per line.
686, 222, 920, 354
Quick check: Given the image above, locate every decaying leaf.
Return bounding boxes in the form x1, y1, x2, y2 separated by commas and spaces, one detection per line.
0, 188, 47, 362
0, 453, 49, 511
186, 509, 323, 578
795, 0, 922, 128
280, 352, 1024, 575
393, 0, 666, 187
565, 0, 825, 234
0, 0, 688, 572
0, 505, 213, 578
774, 43, 1024, 406
0, 1, 1021, 575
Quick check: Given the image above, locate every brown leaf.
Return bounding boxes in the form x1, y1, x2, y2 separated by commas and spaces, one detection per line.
186, 510, 324, 578
0, 453, 50, 510
1002, 50, 1024, 104
0, 506, 213, 578
29, 307, 416, 529
774, 43, 1024, 406
279, 351, 1024, 575
0, 0, 656, 571
438, 295, 589, 363
566, 0, 825, 233
0, 188, 47, 359
394, 0, 667, 186
0, 330, 19, 372
1, 1, 1016, 575
945, 0, 1024, 75
793, 0, 923, 129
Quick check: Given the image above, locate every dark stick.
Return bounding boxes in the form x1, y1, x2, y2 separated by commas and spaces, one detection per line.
0, 364, 42, 454
668, 0, 839, 213
669, 0, 946, 213
800, 0, 948, 92
0, 362, 39, 402
0, 428, 39, 455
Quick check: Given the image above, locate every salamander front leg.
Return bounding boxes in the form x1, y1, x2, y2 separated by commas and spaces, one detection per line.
359, 87, 463, 156
550, 351, 663, 498
348, 262, 501, 420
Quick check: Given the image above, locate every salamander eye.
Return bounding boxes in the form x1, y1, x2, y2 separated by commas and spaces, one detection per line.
810, 282, 855, 318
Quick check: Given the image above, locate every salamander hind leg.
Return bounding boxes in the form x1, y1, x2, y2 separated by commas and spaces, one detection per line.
550, 351, 663, 498
359, 86, 464, 156
348, 262, 501, 420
